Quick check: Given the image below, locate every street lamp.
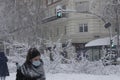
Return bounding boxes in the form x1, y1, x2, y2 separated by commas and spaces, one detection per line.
104, 22, 112, 54
110, 0, 120, 56
114, 0, 120, 57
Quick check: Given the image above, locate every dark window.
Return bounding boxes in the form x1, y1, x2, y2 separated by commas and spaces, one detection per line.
84, 24, 88, 32
79, 24, 88, 32
79, 24, 83, 32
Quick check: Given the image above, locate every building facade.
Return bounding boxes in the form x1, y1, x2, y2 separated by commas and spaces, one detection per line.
41, 0, 115, 51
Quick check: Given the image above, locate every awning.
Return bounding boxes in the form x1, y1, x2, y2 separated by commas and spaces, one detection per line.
85, 35, 120, 47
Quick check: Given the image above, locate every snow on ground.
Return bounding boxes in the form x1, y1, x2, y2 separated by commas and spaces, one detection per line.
44, 60, 120, 75
7, 55, 120, 75
6, 53, 120, 80
7, 73, 120, 80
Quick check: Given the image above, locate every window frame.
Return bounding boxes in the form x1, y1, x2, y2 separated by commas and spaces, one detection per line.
79, 24, 88, 32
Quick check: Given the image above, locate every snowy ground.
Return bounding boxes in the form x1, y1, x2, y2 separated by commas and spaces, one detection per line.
7, 73, 120, 80
6, 54, 120, 80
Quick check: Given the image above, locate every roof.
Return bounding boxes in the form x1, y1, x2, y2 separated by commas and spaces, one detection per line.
85, 35, 120, 47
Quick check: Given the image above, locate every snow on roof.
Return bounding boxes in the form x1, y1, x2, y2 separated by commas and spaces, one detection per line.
85, 35, 120, 47
85, 37, 110, 47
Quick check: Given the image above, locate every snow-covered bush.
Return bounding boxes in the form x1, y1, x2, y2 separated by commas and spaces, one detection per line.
6, 39, 120, 76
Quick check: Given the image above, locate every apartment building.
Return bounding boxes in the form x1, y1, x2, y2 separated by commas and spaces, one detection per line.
41, 0, 115, 51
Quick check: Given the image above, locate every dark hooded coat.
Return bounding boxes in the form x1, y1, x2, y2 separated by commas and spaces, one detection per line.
16, 59, 45, 80
0, 52, 9, 77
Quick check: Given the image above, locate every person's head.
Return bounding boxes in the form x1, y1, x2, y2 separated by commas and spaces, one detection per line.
25, 47, 41, 66
0, 52, 5, 57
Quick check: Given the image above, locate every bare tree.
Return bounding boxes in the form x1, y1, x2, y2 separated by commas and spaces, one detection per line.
90, 0, 120, 31
0, 0, 44, 45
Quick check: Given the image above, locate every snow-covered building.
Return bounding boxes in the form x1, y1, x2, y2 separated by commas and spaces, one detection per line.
41, 0, 116, 52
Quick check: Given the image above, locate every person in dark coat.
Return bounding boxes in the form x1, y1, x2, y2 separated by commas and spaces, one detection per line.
16, 47, 46, 80
0, 52, 9, 80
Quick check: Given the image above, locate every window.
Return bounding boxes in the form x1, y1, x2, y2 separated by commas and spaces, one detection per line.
84, 24, 88, 32
79, 24, 88, 32
79, 24, 84, 32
